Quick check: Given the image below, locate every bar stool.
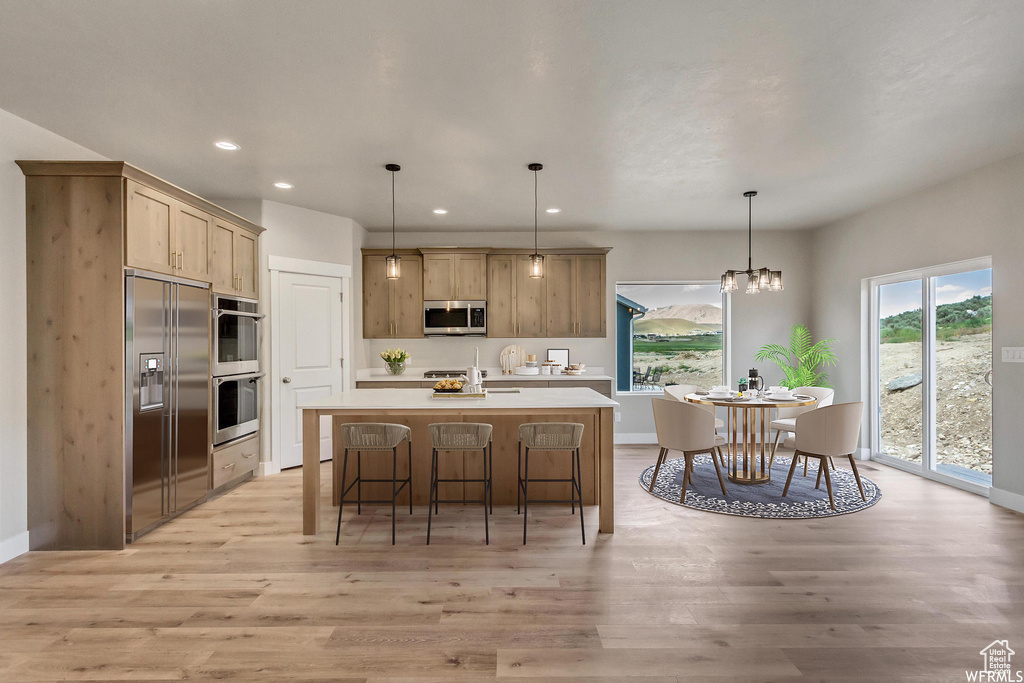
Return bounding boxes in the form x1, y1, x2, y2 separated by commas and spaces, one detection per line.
427, 423, 493, 545
335, 423, 412, 545
518, 422, 585, 545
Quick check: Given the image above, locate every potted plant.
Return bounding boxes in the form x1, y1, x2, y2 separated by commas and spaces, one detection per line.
755, 324, 837, 389
380, 348, 411, 375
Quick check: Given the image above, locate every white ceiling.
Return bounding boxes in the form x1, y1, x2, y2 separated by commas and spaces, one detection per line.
2, 1, 1023, 232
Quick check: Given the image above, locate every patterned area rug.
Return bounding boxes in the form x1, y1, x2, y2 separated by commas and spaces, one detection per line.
638, 454, 881, 518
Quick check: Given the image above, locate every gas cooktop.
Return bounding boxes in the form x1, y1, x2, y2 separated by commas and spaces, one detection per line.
422, 369, 489, 379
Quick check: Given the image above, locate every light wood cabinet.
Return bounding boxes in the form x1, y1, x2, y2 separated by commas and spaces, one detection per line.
422, 252, 487, 300
515, 254, 547, 337
211, 434, 259, 490
176, 203, 213, 281
362, 253, 424, 338
544, 254, 606, 337
211, 219, 260, 298
485, 254, 547, 337
126, 180, 176, 275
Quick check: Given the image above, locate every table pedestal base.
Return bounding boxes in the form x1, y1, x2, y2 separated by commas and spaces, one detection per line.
726, 405, 772, 486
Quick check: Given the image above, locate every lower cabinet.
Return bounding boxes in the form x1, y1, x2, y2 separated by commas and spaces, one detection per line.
212, 434, 259, 490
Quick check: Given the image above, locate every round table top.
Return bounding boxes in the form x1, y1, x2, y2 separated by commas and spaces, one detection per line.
685, 392, 816, 408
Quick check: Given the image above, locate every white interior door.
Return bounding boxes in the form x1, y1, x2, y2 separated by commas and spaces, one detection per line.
277, 272, 343, 469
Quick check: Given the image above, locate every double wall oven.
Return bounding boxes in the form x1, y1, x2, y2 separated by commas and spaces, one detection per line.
213, 294, 264, 446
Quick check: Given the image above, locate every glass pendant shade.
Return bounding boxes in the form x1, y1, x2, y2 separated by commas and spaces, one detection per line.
746, 271, 760, 293
721, 270, 738, 293
759, 267, 771, 285
385, 254, 401, 280
769, 270, 784, 291
529, 253, 545, 278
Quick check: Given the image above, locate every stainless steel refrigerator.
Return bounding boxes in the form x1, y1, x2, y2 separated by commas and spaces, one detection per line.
125, 270, 210, 542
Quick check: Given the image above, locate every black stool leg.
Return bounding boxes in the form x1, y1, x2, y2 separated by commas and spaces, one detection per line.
391, 447, 398, 545
335, 448, 349, 545
576, 447, 586, 545
522, 446, 530, 545
427, 447, 437, 545
517, 442, 522, 514
408, 440, 413, 515
482, 446, 489, 545
570, 449, 576, 515
356, 450, 362, 514
489, 442, 494, 514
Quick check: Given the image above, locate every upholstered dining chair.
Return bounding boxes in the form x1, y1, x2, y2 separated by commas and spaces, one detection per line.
663, 384, 726, 430
650, 398, 728, 503
781, 402, 866, 511
768, 386, 835, 471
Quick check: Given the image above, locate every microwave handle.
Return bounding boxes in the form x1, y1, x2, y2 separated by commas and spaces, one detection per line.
213, 372, 265, 386
213, 309, 266, 321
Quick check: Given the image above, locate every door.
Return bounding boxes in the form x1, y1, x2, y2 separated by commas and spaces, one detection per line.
211, 221, 237, 294
877, 279, 924, 464
422, 253, 454, 300
515, 254, 546, 336
173, 282, 211, 508
392, 254, 423, 338
455, 253, 487, 299
126, 180, 176, 276
176, 204, 212, 282
277, 272, 344, 468
545, 254, 575, 337
486, 255, 516, 337
235, 229, 259, 298
362, 254, 392, 338
576, 254, 606, 337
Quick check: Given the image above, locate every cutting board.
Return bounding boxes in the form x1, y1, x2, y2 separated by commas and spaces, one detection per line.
499, 344, 527, 374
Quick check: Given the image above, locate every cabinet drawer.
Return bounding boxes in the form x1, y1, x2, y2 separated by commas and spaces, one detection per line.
557, 380, 613, 397
212, 435, 259, 489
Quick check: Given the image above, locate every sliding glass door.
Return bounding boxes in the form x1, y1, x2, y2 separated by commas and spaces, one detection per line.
871, 258, 993, 493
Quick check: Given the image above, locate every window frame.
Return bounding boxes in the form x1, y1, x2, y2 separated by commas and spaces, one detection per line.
615, 280, 731, 396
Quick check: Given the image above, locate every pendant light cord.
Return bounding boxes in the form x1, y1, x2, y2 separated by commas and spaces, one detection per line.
747, 193, 752, 273
533, 168, 539, 254
391, 170, 396, 256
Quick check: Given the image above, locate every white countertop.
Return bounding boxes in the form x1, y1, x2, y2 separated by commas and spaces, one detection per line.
300, 387, 619, 410
356, 366, 611, 383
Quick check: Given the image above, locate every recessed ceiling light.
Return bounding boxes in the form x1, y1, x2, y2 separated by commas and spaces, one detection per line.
273, 182, 293, 189
546, 207, 561, 213
214, 141, 240, 151
433, 209, 447, 214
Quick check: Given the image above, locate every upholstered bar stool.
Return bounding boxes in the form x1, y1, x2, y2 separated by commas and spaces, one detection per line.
426, 423, 493, 545
518, 422, 586, 545
335, 423, 412, 546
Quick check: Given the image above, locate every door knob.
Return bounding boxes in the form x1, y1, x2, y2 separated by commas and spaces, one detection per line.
282, 377, 292, 383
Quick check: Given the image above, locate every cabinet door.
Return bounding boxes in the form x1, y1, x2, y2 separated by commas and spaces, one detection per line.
210, 220, 236, 294
515, 254, 546, 337
175, 203, 212, 282
576, 254, 606, 337
235, 229, 259, 299
125, 180, 176, 275
392, 255, 423, 338
486, 254, 516, 337
545, 254, 576, 337
455, 254, 487, 300
363, 255, 393, 338
422, 253, 454, 300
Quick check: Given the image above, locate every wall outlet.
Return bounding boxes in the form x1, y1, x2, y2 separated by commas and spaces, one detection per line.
1002, 347, 1024, 363
615, 412, 622, 422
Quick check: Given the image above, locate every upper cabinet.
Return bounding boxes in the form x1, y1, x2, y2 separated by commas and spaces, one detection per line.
124, 175, 262, 297
422, 251, 487, 300
545, 254, 606, 337
363, 253, 424, 338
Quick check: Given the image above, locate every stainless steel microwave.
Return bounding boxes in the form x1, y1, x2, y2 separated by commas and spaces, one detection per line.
423, 300, 486, 336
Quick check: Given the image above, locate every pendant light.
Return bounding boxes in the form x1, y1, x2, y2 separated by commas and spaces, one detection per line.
528, 163, 544, 278
384, 163, 401, 279
720, 191, 783, 293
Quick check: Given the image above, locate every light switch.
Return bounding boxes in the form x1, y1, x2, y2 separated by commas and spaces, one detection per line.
1002, 347, 1024, 363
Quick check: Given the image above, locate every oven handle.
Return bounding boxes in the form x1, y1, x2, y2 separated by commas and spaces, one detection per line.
213, 372, 265, 386
213, 309, 266, 321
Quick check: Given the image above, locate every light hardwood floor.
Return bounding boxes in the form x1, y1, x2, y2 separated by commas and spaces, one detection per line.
1, 445, 1022, 681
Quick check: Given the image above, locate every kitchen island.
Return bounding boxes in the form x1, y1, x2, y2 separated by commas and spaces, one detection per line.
301, 387, 617, 536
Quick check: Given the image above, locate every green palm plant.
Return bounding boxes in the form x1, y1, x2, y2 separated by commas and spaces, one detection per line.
755, 324, 837, 389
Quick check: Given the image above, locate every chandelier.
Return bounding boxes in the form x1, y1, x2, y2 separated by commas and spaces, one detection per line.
721, 191, 782, 294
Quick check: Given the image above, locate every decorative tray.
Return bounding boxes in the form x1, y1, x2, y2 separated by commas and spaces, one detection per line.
432, 390, 488, 399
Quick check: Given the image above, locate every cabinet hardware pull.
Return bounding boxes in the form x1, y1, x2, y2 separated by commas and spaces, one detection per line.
242, 453, 255, 459
222, 462, 236, 469
178, 252, 183, 269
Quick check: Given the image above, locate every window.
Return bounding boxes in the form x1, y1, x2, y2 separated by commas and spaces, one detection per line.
871, 258, 992, 492
616, 282, 727, 393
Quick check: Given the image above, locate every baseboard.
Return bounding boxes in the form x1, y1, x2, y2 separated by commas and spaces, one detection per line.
990, 487, 1024, 514
258, 460, 281, 477
615, 432, 658, 445
855, 447, 871, 461
0, 530, 30, 565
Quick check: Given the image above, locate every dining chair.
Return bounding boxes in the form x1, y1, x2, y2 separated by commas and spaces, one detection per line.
663, 385, 726, 429
781, 402, 866, 511
650, 398, 728, 502
768, 386, 835, 472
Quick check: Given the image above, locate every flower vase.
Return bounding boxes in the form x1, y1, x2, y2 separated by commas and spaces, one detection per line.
385, 361, 406, 376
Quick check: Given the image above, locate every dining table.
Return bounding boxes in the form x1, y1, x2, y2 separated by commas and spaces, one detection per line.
685, 392, 816, 485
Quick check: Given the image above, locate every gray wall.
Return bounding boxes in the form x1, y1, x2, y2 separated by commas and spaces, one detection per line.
362, 228, 814, 436
0, 107, 105, 560
810, 151, 1024, 507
